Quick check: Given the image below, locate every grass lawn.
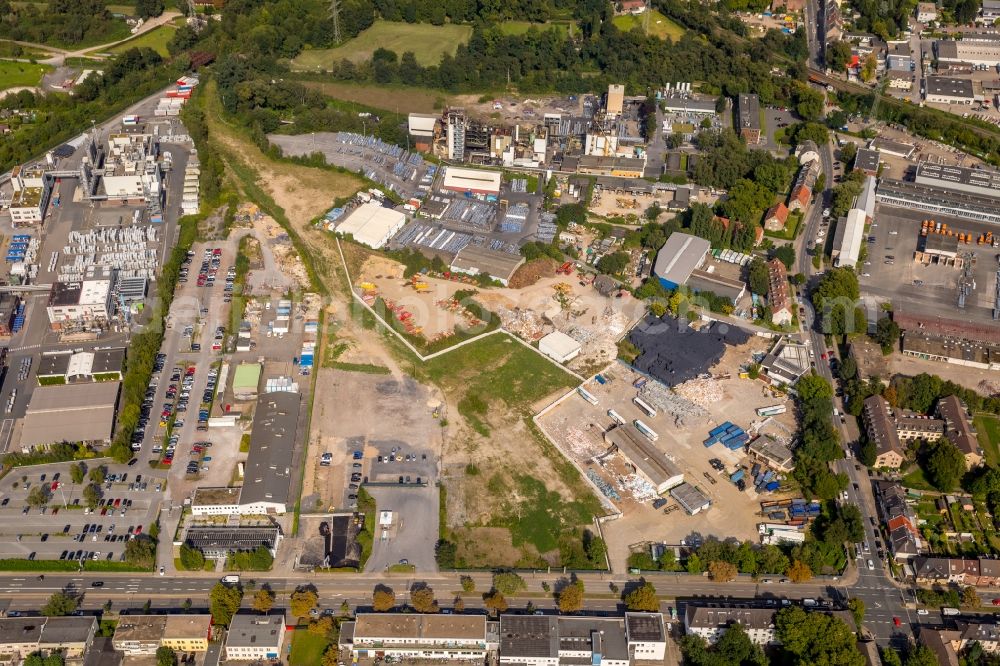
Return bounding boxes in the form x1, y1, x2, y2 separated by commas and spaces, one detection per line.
0, 41, 48, 59
901, 466, 935, 492
288, 629, 330, 666
105, 3, 136, 15
0, 60, 51, 91
764, 211, 802, 241
975, 413, 1000, 468
291, 20, 473, 69
301, 80, 449, 114
499, 21, 575, 37
611, 10, 685, 40
103, 24, 178, 56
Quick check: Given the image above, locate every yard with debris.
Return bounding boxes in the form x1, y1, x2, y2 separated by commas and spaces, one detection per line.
537, 337, 798, 571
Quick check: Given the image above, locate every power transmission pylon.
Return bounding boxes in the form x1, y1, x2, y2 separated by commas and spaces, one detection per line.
330, 0, 342, 44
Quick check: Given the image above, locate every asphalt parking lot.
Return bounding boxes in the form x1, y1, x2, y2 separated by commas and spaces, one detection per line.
363, 484, 439, 573
860, 206, 1000, 323
0, 460, 164, 563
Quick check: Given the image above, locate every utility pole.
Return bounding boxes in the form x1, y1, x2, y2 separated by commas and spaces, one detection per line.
329, 0, 342, 44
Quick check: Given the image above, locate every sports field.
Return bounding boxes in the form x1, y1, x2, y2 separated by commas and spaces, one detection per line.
0, 60, 50, 92
612, 9, 685, 40
291, 21, 473, 69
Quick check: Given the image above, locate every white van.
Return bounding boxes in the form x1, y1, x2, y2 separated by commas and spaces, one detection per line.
221, 574, 240, 584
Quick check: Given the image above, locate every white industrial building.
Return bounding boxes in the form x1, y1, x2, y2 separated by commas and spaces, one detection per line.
7, 165, 54, 225
335, 202, 407, 249
935, 39, 1000, 66
342, 614, 492, 662
99, 129, 162, 202
46, 277, 116, 326
923, 76, 978, 105
832, 208, 866, 268
441, 166, 502, 199
538, 331, 582, 363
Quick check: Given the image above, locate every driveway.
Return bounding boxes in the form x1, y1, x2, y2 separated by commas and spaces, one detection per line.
363, 484, 439, 574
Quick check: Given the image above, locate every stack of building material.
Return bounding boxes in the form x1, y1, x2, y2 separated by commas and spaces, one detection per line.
264, 376, 299, 393
672, 376, 723, 408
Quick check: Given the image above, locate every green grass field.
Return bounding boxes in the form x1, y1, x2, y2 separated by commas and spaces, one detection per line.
103, 24, 178, 56
612, 10, 685, 40
0, 59, 50, 91
499, 21, 575, 37
0, 40, 48, 59
288, 629, 331, 666
291, 20, 473, 69
975, 413, 1000, 467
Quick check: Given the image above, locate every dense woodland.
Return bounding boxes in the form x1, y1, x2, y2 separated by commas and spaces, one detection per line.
0, 0, 124, 47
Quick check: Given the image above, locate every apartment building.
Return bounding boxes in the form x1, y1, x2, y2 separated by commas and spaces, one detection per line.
0, 617, 97, 663
112, 615, 212, 656
496, 613, 665, 666
684, 607, 779, 645
224, 615, 286, 661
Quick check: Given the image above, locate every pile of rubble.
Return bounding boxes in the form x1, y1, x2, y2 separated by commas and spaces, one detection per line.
619, 474, 657, 502
496, 305, 546, 340
979, 379, 1000, 397
587, 468, 621, 501
673, 376, 724, 408
639, 382, 709, 427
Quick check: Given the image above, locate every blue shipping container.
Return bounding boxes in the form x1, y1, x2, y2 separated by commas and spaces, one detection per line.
730, 470, 745, 482
595, 375, 606, 385
766, 481, 780, 491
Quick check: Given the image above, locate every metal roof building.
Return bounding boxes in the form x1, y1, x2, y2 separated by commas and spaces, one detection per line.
232, 362, 262, 401
832, 208, 866, 268
441, 167, 502, 197
449, 245, 525, 286
20, 381, 121, 448
183, 525, 282, 559
875, 178, 1000, 224
240, 391, 301, 514
652, 232, 711, 290
336, 202, 407, 249
603, 424, 684, 494
669, 482, 712, 514
537, 331, 582, 364
915, 162, 1000, 198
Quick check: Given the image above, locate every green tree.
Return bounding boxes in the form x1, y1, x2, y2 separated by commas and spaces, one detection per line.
793, 83, 825, 121
583, 531, 607, 565
179, 543, 205, 570
775, 606, 864, 665
155, 647, 176, 666
42, 592, 78, 617
460, 576, 475, 593
372, 584, 395, 612
708, 560, 738, 582
124, 536, 156, 569
903, 644, 938, 666
848, 598, 865, 628
873, 317, 901, 354
493, 572, 526, 596
435, 539, 457, 568
924, 438, 966, 492
596, 251, 630, 276
88, 466, 105, 484
624, 581, 659, 611
787, 559, 813, 583
308, 616, 334, 636
135, 0, 165, 19
881, 647, 903, 666
26, 486, 51, 509
840, 142, 858, 166
410, 586, 439, 613
209, 583, 243, 626
771, 244, 795, 270
483, 589, 507, 614
811, 267, 862, 335
69, 462, 86, 484
82, 483, 102, 510
826, 40, 853, 71
557, 579, 585, 613
680, 624, 767, 666
290, 587, 319, 619
747, 258, 770, 296
252, 588, 275, 614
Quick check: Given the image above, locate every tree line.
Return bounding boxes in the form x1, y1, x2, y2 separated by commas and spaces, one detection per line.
0, 0, 122, 47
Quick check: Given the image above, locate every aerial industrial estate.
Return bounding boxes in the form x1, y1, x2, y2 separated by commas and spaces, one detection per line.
5, 0, 1000, 665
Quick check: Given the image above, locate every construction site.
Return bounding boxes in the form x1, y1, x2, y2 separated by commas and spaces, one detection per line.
536, 335, 801, 571
354, 252, 645, 364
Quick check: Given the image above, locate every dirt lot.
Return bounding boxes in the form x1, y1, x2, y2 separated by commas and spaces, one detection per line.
537, 338, 799, 572
588, 190, 668, 219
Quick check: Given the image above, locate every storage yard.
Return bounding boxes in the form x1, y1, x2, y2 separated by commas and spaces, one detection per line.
536, 336, 798, 570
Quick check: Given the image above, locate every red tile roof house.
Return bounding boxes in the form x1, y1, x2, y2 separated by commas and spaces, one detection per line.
788, 183, 812, 211
763, 203, 789, 232
618, 0, 647, 13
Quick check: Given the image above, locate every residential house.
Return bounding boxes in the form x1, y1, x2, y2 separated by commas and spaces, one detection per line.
875, 481, 922, 560
937, 395, 983, 468
788, 161, 819, 212
684, 607, 779, 646
766, 258, 793, 326
764, 203, 790, 232
863, 395, 905, 469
